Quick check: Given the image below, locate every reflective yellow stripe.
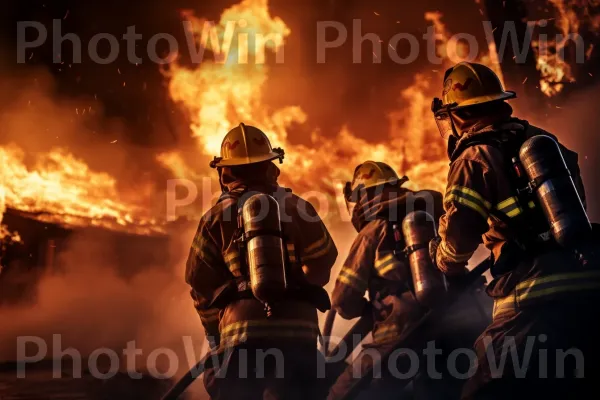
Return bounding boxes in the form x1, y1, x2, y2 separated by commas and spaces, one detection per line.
224, 250, 242, 274
439, 241, 472, 263
446, 185, 491, 208
493, 271, 600, 319
192, 236, 220, 263
519, 282, 600, 302
337, 267, 368, 293
304, 232, 328, 253
496, 196, 516, 209
221, 319, 318, 335
495, 196, 523, 218
375, 253, 402, 276
515, 271, 600, 291
445, 194, 489, 219
303, 236, 333, 261
375, 253, 395, 268
220, 320, 319, 347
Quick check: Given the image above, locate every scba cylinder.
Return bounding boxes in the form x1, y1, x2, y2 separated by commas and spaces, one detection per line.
519, 135, 591, 248
242, 193, 287, 304
402, 211, 446, 307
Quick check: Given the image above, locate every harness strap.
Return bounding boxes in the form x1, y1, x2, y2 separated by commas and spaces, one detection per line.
404, 243, 429, 256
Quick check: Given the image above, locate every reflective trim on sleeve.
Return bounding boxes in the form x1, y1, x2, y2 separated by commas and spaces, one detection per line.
337, 267, 368, 293
224, 250, 242, 276
191, 235, 221, 264
375, 252, 403, 277
445, 185, 491, 219
495, 196, 523, 218
303, 231, 333, 262
493, 270, 600, 320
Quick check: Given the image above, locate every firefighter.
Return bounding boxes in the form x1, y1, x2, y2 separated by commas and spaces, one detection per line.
185, 123, 338, 400
430, 61, 600, 400
328, 161, 487, 400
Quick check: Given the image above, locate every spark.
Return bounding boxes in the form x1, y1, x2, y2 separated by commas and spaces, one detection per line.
522, 77, 528, 84
589, 72, 593, 77
28, 52, 34, 60
110, 140, 118, 144
63, 10, 69, 20
118, 68, 121, 74
374, 11, 380, 16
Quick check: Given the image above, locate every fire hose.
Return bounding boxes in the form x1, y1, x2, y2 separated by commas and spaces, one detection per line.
337, 258, 492, 400
159, 354, 209, 400
160, 259, 490, 400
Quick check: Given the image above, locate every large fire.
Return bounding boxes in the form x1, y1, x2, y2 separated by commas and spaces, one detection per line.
162, 0, 517, 226
0, 0, 590, 240
0, 145, 163, 235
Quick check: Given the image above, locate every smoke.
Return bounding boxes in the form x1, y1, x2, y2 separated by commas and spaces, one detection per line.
0, 68, 210, 399
0, 224, 206, 381
528, 82, 600, 221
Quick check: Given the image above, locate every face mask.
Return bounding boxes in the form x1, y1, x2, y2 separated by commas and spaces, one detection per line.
431, 97, 459, 140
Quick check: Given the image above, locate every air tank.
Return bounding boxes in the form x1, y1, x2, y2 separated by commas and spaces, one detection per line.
402, 211, 446, 307
242, 194, 287, 307
519, 135, 591, 248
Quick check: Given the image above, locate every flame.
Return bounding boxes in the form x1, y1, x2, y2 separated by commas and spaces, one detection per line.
164, 0, 511, 226
0, 144, 163, 235
533, 0, 599, 96
0, 0, 515, 239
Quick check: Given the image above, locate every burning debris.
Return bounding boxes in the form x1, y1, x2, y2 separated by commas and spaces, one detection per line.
0, 145, 165, 236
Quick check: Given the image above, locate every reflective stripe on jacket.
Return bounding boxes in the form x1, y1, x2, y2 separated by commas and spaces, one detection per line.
185, 183, 337, 351
436, 121, 587, 276
493, 270, 600, 319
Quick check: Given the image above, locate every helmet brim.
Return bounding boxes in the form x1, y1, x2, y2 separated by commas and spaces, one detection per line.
361, 177, 401, 191
212, 152, 282, 167
452, 91, 517, 110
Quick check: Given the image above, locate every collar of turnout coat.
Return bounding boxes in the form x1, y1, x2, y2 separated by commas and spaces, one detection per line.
351, 187, 444, 232
449, 118, 528, 161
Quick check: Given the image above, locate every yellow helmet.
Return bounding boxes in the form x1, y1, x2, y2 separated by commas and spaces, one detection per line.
343, 161, 408, 210
432, 62, 516, 138
441, 62, 515, 108
210, 123, 285, 168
